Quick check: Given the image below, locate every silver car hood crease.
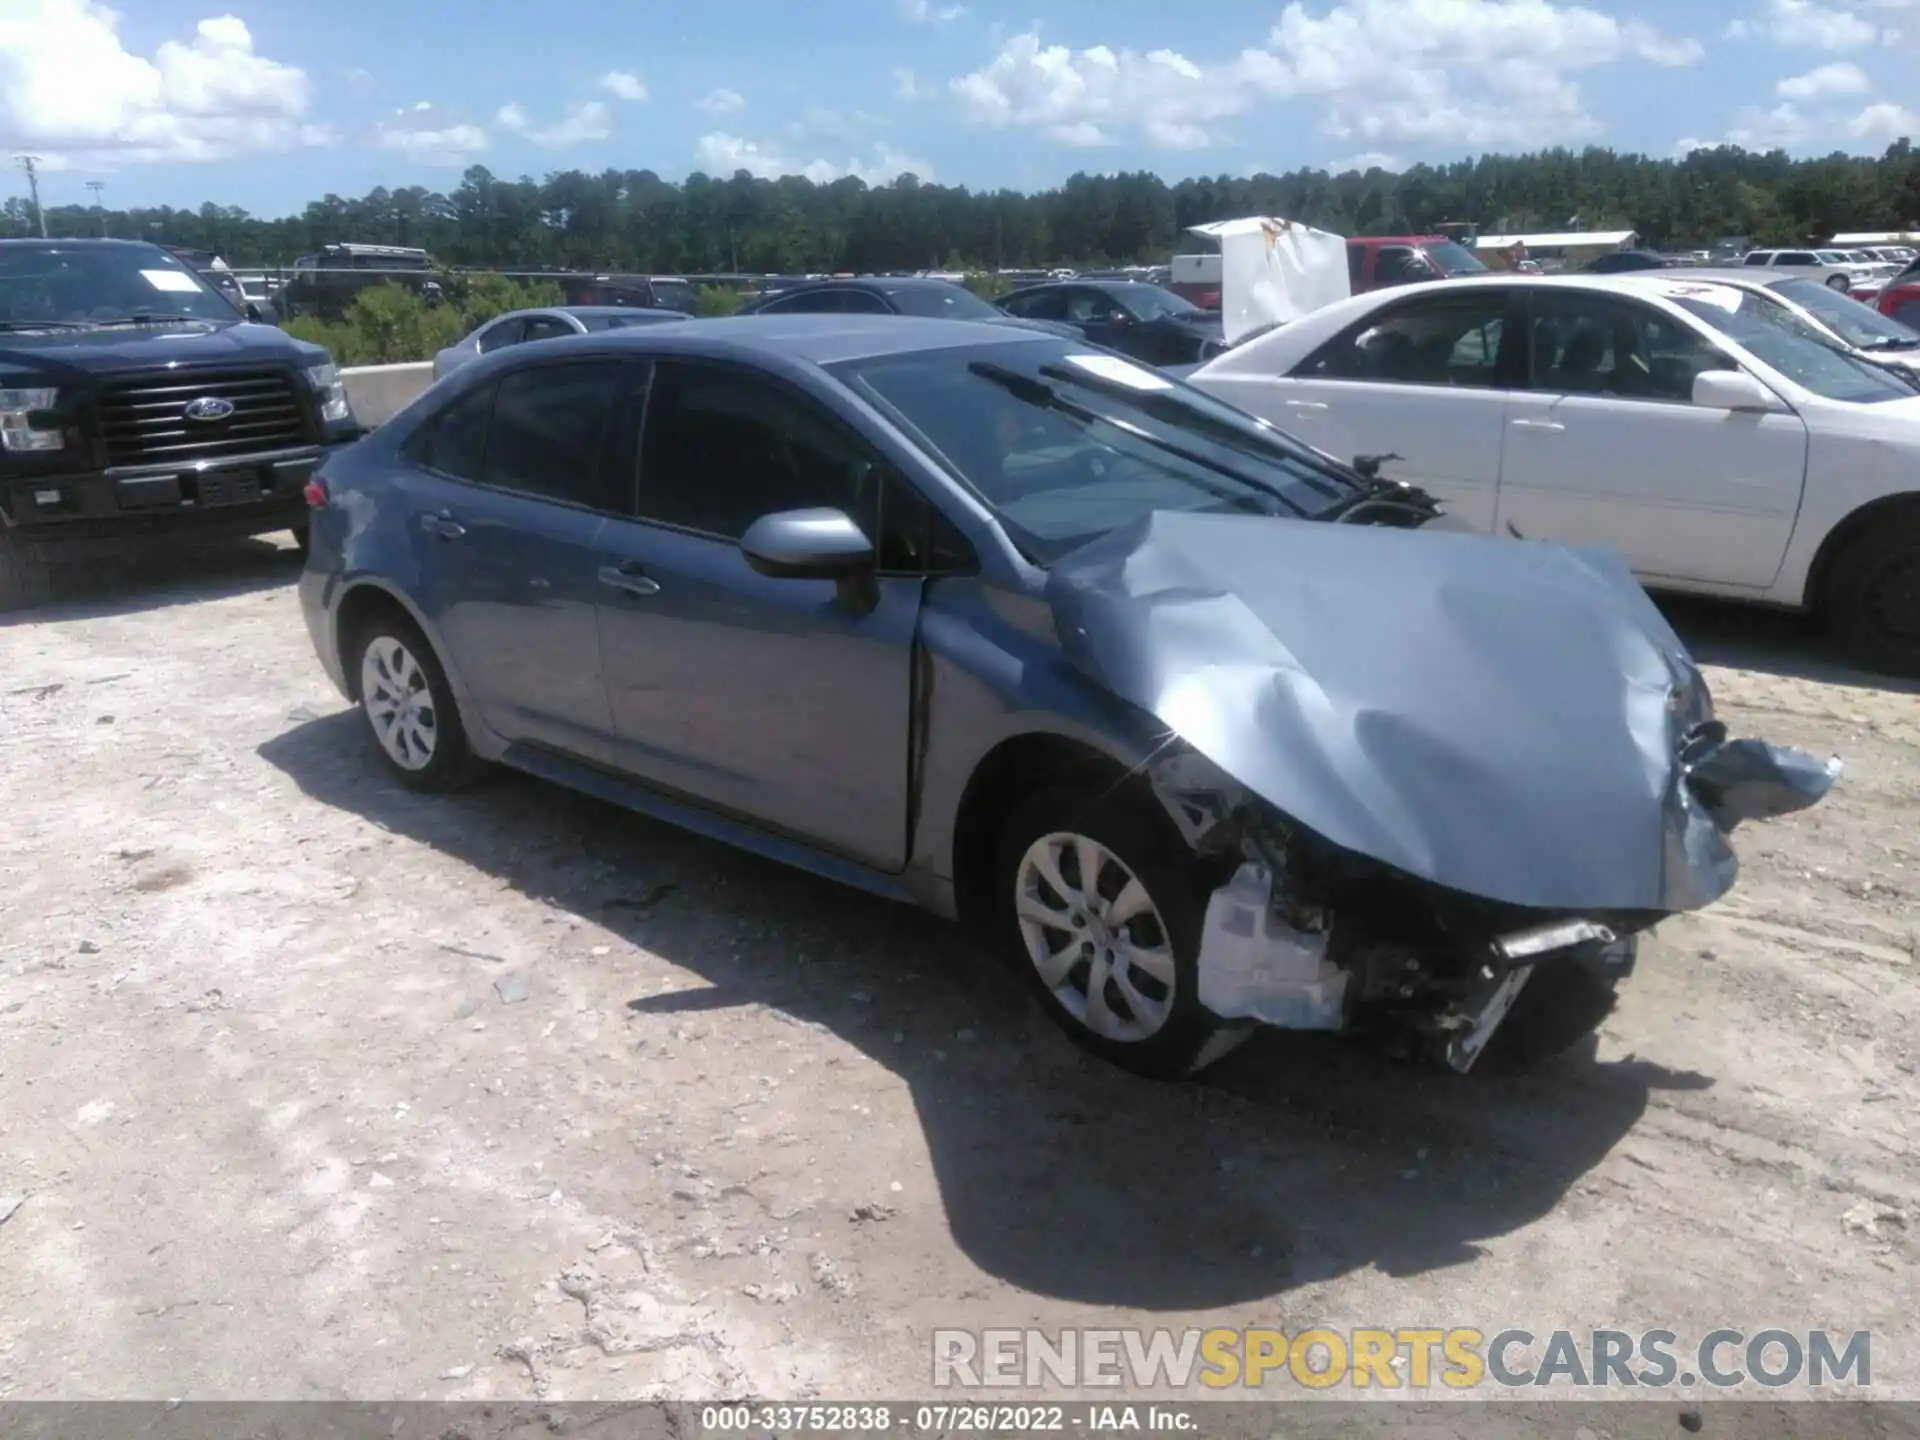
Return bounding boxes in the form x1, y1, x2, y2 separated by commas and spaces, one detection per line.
1043, 512, 1838, 914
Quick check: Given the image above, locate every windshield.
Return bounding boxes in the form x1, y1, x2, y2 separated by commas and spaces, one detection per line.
1771, 278, 1920, 351
1425, 240, 1490, 276
1120, 285, 1203, 320
1670, 293, 1914, 404
882, 284, 1001, 320
0, 244, 237, 328
831, 339, 1358, 564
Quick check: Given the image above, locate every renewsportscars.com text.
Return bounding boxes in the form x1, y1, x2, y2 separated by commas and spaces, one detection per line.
931, 1327, 1873, 1391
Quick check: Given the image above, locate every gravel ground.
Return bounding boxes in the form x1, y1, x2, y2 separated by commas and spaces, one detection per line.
1, 539, 1917, 1415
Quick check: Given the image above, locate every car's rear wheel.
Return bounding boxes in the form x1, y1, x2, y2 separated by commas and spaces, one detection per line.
0, 527, 53, 614
351, 616, 474, 791
994, 786, 1243, 1080
1827, 273, 1852, 292
1825, 511, 1920, 678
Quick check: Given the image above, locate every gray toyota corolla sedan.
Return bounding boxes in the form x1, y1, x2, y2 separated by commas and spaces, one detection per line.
298, 315, 1836, 1080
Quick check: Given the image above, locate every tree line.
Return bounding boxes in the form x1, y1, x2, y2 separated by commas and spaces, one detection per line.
6, 140, 1917, 274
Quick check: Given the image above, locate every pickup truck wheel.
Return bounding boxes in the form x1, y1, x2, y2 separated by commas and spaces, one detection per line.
0, 527, 53, 614
350, 617, 475, 792
1824, 513, 1920, 678
994, 786, 1246, 1081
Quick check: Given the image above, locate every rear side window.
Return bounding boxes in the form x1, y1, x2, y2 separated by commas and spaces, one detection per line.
480, 361, 623, 507
1780, 251, 1819, 266
417, 381, 495, 481
476, 318, 523, 354
521, 315, 577, 343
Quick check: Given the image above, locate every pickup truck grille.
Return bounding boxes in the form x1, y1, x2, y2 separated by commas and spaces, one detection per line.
99, 368, 310, 467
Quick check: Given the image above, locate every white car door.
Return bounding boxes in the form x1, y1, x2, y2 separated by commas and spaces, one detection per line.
1495, 289, 1809, 590
1198, 287, 1518, 532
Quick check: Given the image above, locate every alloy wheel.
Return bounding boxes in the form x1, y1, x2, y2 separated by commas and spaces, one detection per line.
360, 635, 438, 771
1014, 831, 1177, 1043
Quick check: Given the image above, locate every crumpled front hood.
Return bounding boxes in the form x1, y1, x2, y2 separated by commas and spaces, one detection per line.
1045, 511, 1837, 915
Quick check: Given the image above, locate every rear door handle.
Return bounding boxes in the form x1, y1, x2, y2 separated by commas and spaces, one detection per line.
420, 511, 465, 539
598, 563, 661, 598
1509, 419, 1566, 433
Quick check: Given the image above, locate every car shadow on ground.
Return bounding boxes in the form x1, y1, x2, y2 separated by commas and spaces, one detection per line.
1657, 594, 1920, 694
0, 535, 303, 628
260, 712, 1712, 1313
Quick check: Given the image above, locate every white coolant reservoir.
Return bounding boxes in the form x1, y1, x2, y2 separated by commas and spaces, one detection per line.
1196, 863, 1349, 1030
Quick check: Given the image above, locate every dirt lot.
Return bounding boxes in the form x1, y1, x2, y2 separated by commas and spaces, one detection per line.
1, 540, 1918, 1411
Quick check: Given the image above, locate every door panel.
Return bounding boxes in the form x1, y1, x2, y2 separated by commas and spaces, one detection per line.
1497, 292, 1809, 589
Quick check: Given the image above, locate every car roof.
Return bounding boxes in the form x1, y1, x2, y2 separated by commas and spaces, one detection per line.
490, 313, 1055, 367
1006, 278, 1160, 295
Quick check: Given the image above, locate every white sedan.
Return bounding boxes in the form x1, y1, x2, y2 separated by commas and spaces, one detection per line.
431, 305, 692, 380
1187, 272, 1920, 674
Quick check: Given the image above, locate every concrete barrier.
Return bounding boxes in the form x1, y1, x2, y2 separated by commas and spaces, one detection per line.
342, 362, 436, 429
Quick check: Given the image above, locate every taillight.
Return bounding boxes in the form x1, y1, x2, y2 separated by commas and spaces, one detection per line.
303, 477, 329, 509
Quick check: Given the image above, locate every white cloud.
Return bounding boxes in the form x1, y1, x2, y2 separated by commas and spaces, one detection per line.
1326, 150, 1404, 172
599, 70, 647, 102
495, 98, 614, 148
1725, 0, 1883, 50
374, 103, 488, 166
1775, 60, 1871, 97
695, 87, 746, 116
902, 0, 965, 20
695, 132, 933, 184
0, 1, 315, 164
1849, 100, 1919, 138
893, 66, 930, 100
950, 2, 1703, 154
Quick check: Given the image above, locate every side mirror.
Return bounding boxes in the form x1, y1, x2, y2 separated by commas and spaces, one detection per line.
740, 508, 878, 615
246, 301, 279, 326
1692, 369, 1775, 412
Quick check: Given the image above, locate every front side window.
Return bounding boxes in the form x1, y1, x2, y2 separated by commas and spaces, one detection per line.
1372, 247, 1431, 287
1120, 285, 1204, 320
1527, 293, 1731, 402
521, 315, 577, 343
833, 341, 1359, 565
479, 361, 623, 505
1422, 240, 1490, 276
1668, 292, 1914, 404
1297, 291, 1512, 388
417, 381, 495, 483
1003, 290, 1067, 321
636, 361, 883, 540
1064, 289, 1124, 324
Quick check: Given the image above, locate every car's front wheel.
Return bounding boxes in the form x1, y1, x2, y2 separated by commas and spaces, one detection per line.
351, 616, 474, 791
1825, 510, 1920, 678
0, 527, 53, 613
994, 786, 1242, 1080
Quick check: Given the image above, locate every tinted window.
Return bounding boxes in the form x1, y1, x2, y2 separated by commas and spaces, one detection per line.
1297, 291, 1511, 388
878, 476, 977, 574
839, 289, 893, 314
1121, 285, 1203, 319
476, 318, 524, 354
419, 381, 495, 482
1527, 293, 1729, 402
637, 362, 883, 539
1372, 247, 1432, 286
1003, 290, 1068, 321
881, 284, 1001, 320
1065, 289, 1123, 323
761, 289, 843, 314
1743, 253, 1771, 266
1423, 240, 1489, 275
522, 315, 577, 343
1779, 252, 1820, 266
480, 361, 622, 505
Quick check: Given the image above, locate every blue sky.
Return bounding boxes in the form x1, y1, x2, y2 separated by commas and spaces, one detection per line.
2, 0, 1915, 215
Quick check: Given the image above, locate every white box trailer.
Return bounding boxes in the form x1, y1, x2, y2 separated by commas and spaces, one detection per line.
1173, 217, 1353, 346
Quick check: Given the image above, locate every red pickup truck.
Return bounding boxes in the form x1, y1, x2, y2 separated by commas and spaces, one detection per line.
1169, 233, 1490, 309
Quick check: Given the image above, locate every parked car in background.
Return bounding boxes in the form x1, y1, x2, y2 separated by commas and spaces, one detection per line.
1185, 273, 1920, 673
737, 276, 1079, 336
432, 305, 693, 380
1669, 269, 1920, 383
1741, 248, 1880, 294
1346, 235, 1491, 292
1582, 250, 1672, 273
297, 314, 1831, 1080
279, 242, 443, 320
995, 279, 1226, 365
0, 238, 359, 608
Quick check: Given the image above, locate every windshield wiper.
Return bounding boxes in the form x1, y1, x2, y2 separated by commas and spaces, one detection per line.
90, 312, 219, 328
970, 361, 1310, 518
1861, 335, 1920, 351
0, 319, 89, 331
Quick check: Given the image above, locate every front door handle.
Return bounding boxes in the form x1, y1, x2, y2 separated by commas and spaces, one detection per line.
1284, 399, 1329, 413
1509, 419, 1566, 433
598, 563, 661, 598
420, 511, 466, 539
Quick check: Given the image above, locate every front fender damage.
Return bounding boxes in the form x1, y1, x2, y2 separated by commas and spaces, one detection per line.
1045, 512, 1841, 1070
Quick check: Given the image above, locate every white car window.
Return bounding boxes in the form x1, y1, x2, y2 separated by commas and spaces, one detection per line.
1527, 293, 1731, 403
1667, 293, 1914, 404
1294, 291, 1511, 389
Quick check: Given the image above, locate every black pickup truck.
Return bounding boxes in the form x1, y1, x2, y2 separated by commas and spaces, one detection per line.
0, 238, 361, 610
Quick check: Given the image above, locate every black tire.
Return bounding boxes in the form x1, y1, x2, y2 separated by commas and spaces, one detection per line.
1827, 274, 1851, 292
347, 612, 476, 792
993, 785, 1241, 1081
1477, 944, 1630, 1075
1824, 510, 1920, 678
0, 527, 53, 614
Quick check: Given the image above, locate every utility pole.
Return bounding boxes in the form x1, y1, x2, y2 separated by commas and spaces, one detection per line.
87, 180, 106, 235
13, 154, 48, 237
